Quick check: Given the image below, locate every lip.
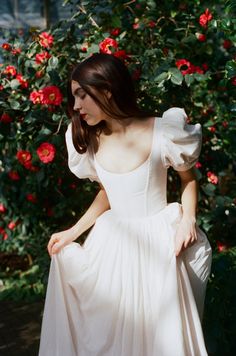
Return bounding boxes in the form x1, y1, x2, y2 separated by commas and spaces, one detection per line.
80, 113, 87, 119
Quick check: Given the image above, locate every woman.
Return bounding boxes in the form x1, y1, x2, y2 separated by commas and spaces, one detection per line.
39, 53, 212, 356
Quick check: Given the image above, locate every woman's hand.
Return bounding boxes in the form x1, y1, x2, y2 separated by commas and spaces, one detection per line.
47, 228, 78, 257
174, 216, 197, 257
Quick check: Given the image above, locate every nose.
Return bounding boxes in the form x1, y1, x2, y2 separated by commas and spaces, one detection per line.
73, 97, 82, 111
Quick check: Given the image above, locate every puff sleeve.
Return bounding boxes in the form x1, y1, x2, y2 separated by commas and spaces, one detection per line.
65, 123, 100, 182
160, 107, 202, 171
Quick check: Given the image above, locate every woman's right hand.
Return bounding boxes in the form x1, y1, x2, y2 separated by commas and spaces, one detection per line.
47, 228, 78, 257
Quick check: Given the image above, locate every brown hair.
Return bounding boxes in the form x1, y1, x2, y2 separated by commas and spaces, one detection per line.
68, 53, 156, 154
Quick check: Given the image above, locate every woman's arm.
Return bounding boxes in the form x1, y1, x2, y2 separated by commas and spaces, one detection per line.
48, 184, 110, 256
174, 168, 198, 256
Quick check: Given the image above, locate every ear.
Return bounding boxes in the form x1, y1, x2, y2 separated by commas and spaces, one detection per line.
104, 89, 112, 99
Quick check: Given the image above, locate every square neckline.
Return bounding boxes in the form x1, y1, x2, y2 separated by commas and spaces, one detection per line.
93, 117, 158, 176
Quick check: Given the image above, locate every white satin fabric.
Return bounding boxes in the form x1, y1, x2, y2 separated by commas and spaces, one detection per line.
39, 108, 212, 356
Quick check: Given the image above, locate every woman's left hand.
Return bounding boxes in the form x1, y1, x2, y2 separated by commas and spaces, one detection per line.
174, 216, 197, 256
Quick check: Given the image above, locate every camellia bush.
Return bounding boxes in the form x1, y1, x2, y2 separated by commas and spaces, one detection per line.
0, 0, 236, 354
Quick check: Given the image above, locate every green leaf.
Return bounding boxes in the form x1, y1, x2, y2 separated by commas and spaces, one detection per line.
225, 60, 236, 78
154, 72, 169, 83
8, 100, 21, 110
202, 183, 216, 196
48, 56, 59, 69
184, 74, 194, 87
169, 68, 183, 85
10, 79, 20, 90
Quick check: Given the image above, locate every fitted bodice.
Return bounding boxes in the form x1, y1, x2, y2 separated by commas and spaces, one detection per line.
93, 118, 168, 218
65, 107, 202, 219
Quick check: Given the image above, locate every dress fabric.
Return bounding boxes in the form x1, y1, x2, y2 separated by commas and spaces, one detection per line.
39, 107, 212, 356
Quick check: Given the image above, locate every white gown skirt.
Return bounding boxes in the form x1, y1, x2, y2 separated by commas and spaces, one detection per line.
38, 203, 212, 356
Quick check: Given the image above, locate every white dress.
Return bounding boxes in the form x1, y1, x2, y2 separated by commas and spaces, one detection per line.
38, 107, 212, 356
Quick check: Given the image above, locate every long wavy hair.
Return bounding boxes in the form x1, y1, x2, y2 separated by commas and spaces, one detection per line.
68, 53, 156, 154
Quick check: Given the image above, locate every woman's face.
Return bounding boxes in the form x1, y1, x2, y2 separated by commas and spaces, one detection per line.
71, 80, 109, 126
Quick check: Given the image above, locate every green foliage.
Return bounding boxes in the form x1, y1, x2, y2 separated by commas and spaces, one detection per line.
0, 0, 235, 352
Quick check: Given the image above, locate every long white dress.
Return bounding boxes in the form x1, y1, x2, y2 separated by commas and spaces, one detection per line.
38, 107, 212, 356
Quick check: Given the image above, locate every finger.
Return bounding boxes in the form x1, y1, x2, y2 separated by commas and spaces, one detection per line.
175, 240, 184, 256
184, 236, 192, 248
52, 240, 64, 255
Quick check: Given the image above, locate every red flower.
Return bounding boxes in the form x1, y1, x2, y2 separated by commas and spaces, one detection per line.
41, 86, 63, 106
175, 59, 191, 75
0, 113, 12, 123
133, 23, 140, 30
35, 51, 51, 64
208, 126, 216, 133
110, 28, 121, 36
8, 221, 17, 230
3, 65, 17, 76
223, 40, 232, 49
30, 90, 43, 104
176, 59, 204, 75
8, 170, 20, 180
35, 70, 44, 78
0, 85, 4, 91
222, 121, 228, 128
37, 142, 56, 164
16, 74, 28, 89
132, 68, 141, 81
16, 150, 32, 168
0, 203, 7, 213
196, 33, 206, 42
0, 226, 8, 240
216, 241, 227, 252
199, 8, 213, 28
148, 20, 156, 28
99, 38, 118, 54
1, 43, 12, 51
26, 194, 37, 203
39, 32, 54, 48
195, 162, 202, 169
231, 77, 236, 86
11, 48, 21, 55
207, 171, 218, 184
114, 50, 129, 60
202, 63, 209, 72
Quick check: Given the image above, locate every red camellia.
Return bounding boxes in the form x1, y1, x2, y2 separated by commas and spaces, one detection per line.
16, 150, 32, 167
176, 59, 204, 75
196, 33, 206, 42
1, 43, 12, 51
11, 48, 21, 55
110, 28, 121, 36
30, 90, 43, 104
195, 162, 202, 169
114, 50, 129, 60
0, 85, 4, 91
3, 65, 17, 76
199, 8, 213, 28
223, 39, 232, 49
0, 203, 7, 213
39, 32, 54, 48
16, 74, 28, 89
41, 86, 63, 106
148, 20, 156, 28
35, 51, 51, 64
0, 113, 12, 123
99, 38, 118, 54
207, 171, 218, 184
8, 221, 17, 230
231, 77, 236, 86
216, 241, 227, 252
37, 142, 56, 164
8, 170, 20, 180
26, 194, 37, 203
0, 226, 8, 241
